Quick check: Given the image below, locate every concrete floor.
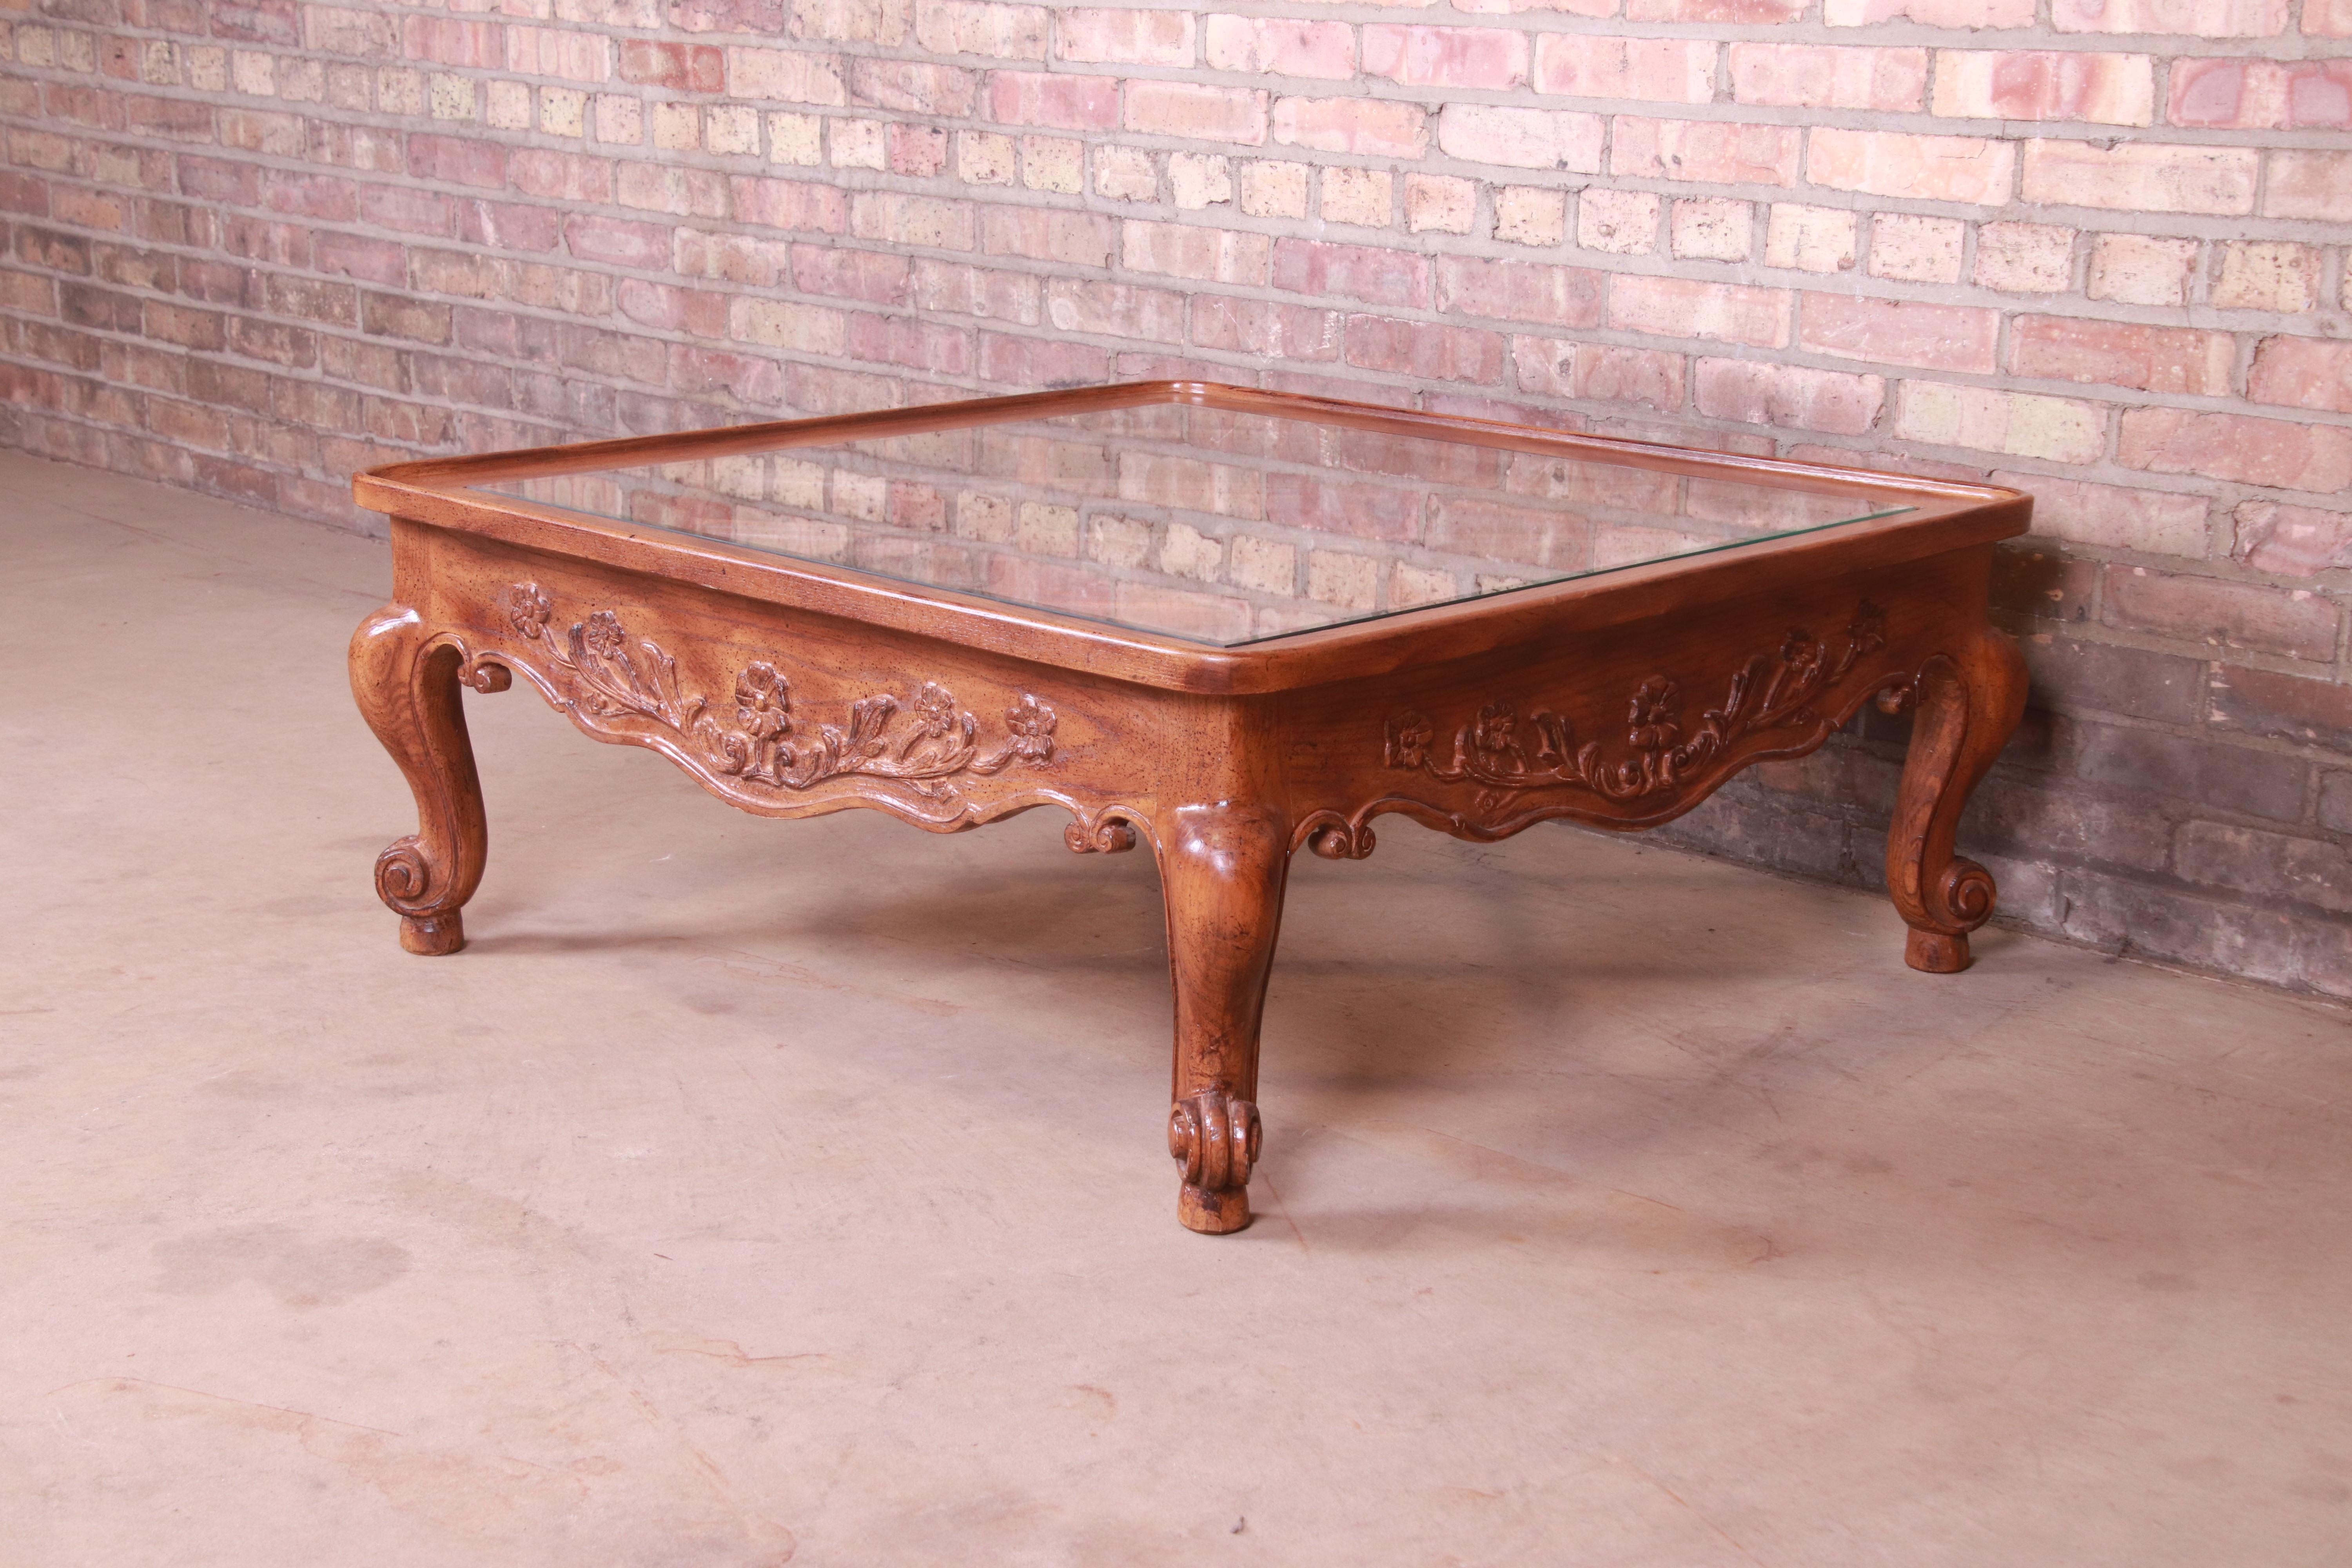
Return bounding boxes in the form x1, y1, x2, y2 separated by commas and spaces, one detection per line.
2, 447, 2347, 1566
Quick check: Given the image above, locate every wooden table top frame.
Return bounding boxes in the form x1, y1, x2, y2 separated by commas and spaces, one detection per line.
351, 379, 2031, 1234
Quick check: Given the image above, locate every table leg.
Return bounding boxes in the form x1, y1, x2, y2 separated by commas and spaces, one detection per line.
1155, 802, 1288, 1234
350, 605, 492, 956
1885, 624, 2029, 974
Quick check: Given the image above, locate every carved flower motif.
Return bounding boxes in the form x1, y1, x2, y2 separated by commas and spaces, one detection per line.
733, 662, 790, 739
1471, 702, 1518, 757
1627, 679, 1681, 752
912, 682, 959, 738
499, 581, 552, 638
1385, 711, 1434, 770
1780, 627, 1820, 669
1850, 601, 1888, 653
583, 609, 627, 661
1004, 693, 1056, 741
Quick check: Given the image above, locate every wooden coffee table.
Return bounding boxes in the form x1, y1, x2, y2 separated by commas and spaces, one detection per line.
351, 380, 2029, 1234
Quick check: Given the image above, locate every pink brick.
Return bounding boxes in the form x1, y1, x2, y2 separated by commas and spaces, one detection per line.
2263, 151, 2352, 220
508, 151, 615, 203
916, 0, 1049, 59
852, 60, 979, 116
2309, 0, 2352, 33
850, 191, 976, 249
1989, 471, 2210, 553
1056, 8, 1194, 65
1628, 0, 1803, 16
1271, 97, 1429, 159
2235, 501, 2352, 576
618, 40, 726, 93
2119, 408, 2352, 492
1535, 36, 1716, 103
1808, 129, 2014, 205
1045, 279, 1187, 342
791, 243, 911, 304
1823, 0, 2028, 20
1122, 220, 1271, 284
509, 25, 610, 82
1512, 339, 1687, 412
2050, 0, 2288, 34
2022, 140, 2257, 214
1124, 81, 1267, 145
1612, 118, 1803, 187
2010, 316, 2236, 396
1728, 44, 1925, 111
1694, 358, 1886, 435
982, 205, 1114, 266
403, 16, 503, 69
405, 134, 507, 191
1344, 315, 1508, 384
2249, 335, 2352, 415
987, 71, 1118, 129
1610, 276, 1790, 347
1437, 105, 1604, 172
846, 312, 972, 374
2104, 565, 2338, 661
1203, 17, 1354, 80
1799, 294, 1998, 373
1191, 298, 1342, 361
727, 46, 846, 104
1435, 256, 1606, 328
1270, 239, 1431, 309
564, 214, 669, 269
1932, 51, 2154, 126
732, 176, 849, 233
1363, 26, 1529, 90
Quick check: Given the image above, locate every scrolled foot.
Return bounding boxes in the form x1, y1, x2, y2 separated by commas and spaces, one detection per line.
1170, 1089, 1261, 1234
399, 911, 466, 956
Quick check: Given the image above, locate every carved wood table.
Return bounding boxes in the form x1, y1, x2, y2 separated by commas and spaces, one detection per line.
351, 380, 2030, 1234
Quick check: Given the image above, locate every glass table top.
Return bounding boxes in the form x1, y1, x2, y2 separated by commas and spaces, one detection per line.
472, 400, 1911, 648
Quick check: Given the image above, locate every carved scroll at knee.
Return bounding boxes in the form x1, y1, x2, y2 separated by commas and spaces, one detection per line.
1170, 1089, 1262, 1194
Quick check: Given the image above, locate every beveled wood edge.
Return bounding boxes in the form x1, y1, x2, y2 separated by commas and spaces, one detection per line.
358, 380, 2032, 696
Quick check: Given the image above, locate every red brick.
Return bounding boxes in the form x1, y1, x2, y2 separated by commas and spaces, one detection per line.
2010, 316, 2236, 396
457, 199, 564, 253
123, 96, 216, 141
1694, 358, 1886, 434
1809, 129, 2014, 204
2104, 565, 2338, 660
402, 16, 503, 69
1270, 239, 1430, 309
1729, 44, 1925, 111
2119, 408, 2352, 492
978, 331, 1112, 387
987, 70, 1117, 129
618, 40, 726, 92
1512, 339, 1688, 412
1630, 0, 1804, 16
791, 243, 911, 304
1202, 16, 1353, 80
1612, 117, 1802, 186
889, 123, 949, 176
845, 312, 971, 374
1362, 26, 1528, 91
1344, 315, 1508, 384
1799, 294, 1998, 373
508, 150, 614, 204
1435, 256, 1604, 328
176, 156, 262, 207
262, 171, 356, 221
2235, 501, 2352, 576
1271, 98, 1428, 159
2247, 335, 2352, 415
616, 278, 727, 337
1610, 277, 1790, 348
1124, 81, 1267, 145
2211, 666, 2352, 757
1263, 473, 1422, 541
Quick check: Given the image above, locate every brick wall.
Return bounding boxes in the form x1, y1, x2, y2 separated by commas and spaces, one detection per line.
1, 0, 2346, 997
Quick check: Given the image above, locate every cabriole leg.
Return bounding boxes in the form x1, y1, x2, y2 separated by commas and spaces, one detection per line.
1155, 803, 1289, 1234
1885, 625, 2030, 973
350, 604, 494, 956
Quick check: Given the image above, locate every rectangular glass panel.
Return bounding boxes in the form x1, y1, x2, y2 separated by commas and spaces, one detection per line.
471, 402, 1911, 647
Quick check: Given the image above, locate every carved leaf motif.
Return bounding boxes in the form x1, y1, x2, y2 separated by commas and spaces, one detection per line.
1388, 600, 1889, 804
498, 585, 1057, 804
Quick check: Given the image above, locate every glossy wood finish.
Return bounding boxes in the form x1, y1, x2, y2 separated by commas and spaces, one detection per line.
351, 381, 2032, 1235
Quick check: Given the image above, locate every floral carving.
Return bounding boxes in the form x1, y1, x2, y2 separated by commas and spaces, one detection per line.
1386, 601, 1889, 804
490, 581, 1057, 802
